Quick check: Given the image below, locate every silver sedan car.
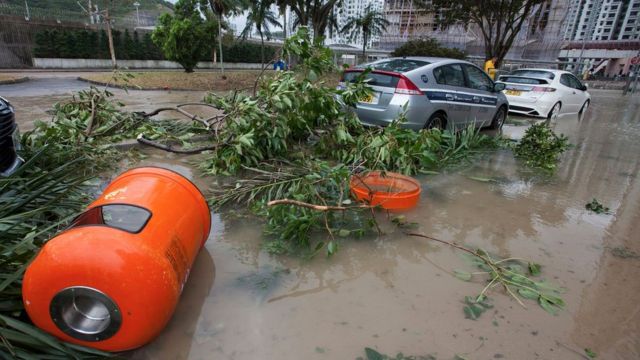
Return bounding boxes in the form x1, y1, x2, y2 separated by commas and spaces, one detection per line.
338, 57, 509, 131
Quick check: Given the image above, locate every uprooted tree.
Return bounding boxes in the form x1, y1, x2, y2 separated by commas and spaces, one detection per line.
429, 0, 546, 66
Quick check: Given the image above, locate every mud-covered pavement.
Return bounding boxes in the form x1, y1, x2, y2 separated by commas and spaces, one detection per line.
3, 77, 640, 359
127, 92, 639, 360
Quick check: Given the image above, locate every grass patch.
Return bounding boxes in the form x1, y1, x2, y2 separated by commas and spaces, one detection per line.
81, 70, 269, 91
0, 74, 27, 83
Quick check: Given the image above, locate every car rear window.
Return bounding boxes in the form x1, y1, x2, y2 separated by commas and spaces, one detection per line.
499, 76, 549, 85
510, 70, 555, 80
364, 59, 430, 72
343, 71, 400, 88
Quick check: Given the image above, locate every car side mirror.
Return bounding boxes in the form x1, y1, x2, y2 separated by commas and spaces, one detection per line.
493, 82, 506, 92
581, 84, 588, 91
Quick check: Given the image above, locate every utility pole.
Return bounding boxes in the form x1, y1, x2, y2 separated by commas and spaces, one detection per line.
133, 1, 140, 26
104, 7, 117, 69
24, 0, 30, 20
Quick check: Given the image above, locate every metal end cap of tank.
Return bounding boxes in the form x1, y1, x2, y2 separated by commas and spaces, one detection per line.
49, 286, 122, 342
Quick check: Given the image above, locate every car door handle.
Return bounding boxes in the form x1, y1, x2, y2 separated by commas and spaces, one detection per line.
572, 91, 576, 94
445, 93, 454, 100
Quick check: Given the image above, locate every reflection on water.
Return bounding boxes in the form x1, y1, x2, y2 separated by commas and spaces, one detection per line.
129, 91, 640, 359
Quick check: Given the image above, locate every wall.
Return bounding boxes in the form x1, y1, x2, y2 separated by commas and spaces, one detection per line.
32, 58, 264, 70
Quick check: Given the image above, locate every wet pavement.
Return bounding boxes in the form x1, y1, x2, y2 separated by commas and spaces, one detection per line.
127, 93, 639, 359
0, 75, 209, 130
3, 76, 640, 359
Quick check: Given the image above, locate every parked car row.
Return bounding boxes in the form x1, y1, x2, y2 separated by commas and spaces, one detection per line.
338, 57, 591, 130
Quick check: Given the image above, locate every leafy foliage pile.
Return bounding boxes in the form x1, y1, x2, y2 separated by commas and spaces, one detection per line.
391, 38, 466, 59
1, 81, 205, 358
514, 123, 570, 171
585, 198, 610, 214
206, 28, 502, 257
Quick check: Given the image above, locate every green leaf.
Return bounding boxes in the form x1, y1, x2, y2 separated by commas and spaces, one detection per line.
463, 304, 484, 320
337, 229, 351, 237
365, 347, 384, 360
528, 262, 541, 276
517, 288, 539, 300
467, 176, 494, 182
585, 348, 597, 359
453, 269, 472, 281
327, 241, 338, 256
538, 297, 558, 315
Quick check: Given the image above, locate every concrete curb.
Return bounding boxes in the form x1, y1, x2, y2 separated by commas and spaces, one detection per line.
0, 77, 29, 85
77, 77, 205, 92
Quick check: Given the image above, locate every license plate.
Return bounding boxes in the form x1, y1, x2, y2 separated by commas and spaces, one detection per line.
505, 90, 522, 96
360, 92, 380, 104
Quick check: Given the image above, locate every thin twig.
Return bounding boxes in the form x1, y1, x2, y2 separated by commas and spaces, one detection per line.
85, 93, 98, 136
136, 134, 218, 154
267, 199, 373, 211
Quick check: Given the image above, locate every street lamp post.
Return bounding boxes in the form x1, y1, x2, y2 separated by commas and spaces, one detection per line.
133, 1, 140, 26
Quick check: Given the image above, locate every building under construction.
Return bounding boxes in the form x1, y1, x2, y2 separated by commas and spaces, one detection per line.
378, 0, 570, 62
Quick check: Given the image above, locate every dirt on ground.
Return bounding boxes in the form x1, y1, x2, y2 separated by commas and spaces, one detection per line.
80, 71, 271, 91
125, 91, 640, 360
0, 73, 28, 83
3, 75, 639, 359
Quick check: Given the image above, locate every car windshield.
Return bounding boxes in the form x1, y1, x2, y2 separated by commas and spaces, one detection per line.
499, 76, 549, 85
362, 59, 430, 73
511, 70, 555, 80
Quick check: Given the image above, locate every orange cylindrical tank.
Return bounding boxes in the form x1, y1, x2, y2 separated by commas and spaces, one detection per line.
22, 167, 211, 352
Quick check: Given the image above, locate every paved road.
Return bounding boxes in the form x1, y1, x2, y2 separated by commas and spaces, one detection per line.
0, 76, 210, 130
0, 77, 90, 97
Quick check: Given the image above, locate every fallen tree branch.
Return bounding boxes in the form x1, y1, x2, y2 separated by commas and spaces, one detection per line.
136, 134, 218, 154
267, 199, 373, 211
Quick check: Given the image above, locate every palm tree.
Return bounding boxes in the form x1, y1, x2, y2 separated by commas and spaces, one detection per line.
287, 0, 343, 41
340, 4, 389, 61
240, 0, 282, 66
206, 0, 247, 75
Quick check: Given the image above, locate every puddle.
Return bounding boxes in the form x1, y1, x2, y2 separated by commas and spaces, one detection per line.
8, 83, 638, 359
125, 91, 640, 360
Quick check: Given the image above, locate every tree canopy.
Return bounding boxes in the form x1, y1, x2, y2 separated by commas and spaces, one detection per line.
431, 0, 545, 66
152, 0, 217, 72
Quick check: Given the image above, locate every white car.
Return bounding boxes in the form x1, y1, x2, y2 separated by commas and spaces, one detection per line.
497, 69, 591, 120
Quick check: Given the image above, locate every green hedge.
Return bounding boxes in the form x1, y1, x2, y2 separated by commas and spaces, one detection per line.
33, 28, 279, 63
33, 29, 163, 60
391, 38, 466, 59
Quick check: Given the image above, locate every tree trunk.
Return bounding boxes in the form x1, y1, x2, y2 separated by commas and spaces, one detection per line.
260, 32, 265, 67
104, 9, 117, 69
217, 14, 225, 76
362, 32, 367, 63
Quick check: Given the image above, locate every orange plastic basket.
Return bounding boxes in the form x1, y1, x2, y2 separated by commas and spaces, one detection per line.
350, 171, 421, 210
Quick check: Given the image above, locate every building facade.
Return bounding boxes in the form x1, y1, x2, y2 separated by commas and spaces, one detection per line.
330, 0, 385, 47
564, 0, 640, 41
560, 0, 640, 76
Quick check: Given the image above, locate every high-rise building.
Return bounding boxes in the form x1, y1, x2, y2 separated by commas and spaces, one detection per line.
560, 0, 640, 76
330, 0, 385, 47
564, 0, 640, 41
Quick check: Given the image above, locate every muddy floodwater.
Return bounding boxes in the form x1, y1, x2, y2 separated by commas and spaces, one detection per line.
2, 78, 639, 359
121, 91, 640, 360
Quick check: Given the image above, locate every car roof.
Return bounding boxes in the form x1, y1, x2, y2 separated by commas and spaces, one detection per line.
511, 68, 570, 75
363, 57, 477, 72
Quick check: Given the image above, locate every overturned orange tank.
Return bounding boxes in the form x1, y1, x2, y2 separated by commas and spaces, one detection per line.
22, 167, 211, 352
